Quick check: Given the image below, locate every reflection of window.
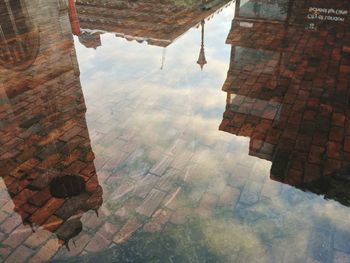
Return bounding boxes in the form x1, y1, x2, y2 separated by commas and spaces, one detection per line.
0, 0, 40, 71
238, 0, 289, 21
234, 47, 279, 75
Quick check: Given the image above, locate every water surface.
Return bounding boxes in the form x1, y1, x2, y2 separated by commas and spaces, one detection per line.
1, 0, 350, 262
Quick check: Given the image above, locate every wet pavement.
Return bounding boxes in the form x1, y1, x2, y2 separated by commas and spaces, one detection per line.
0, 0, 350, 262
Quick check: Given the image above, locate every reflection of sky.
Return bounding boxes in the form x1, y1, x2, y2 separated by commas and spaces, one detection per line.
73, 2, 350, 259
75, 4, 236, 133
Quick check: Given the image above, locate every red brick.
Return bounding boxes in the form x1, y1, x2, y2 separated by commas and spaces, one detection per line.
308, 145, 325, 164
285, 169, 303, 185
0, 214, 22, 234
28, 188, 51, 207
324, 159, 342, 176
2, 225, 32, 248
332, 112, 346, 127
344, 137, 350, 152
29, 198, 65, 226
329, 126, 344, 142
304, 163, 321, 183
4, 245, 33, 263
327, 141, 342, 159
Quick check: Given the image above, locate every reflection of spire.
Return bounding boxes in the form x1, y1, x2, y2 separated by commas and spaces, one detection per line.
197, 20, 207, 70
160, 47, 166, 70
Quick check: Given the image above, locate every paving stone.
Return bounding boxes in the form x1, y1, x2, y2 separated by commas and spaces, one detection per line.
79, 223, 117, 253
28, 238, 60, 263
307, 228, 332, 263
207, 177, 227, 196
170, 207, 191, 224
136, 189, 166, 217
170, 151, 193, 171
85, 233, 111, 253
56, 233, 91, 258
113, 218, 141, 244
0, 246, 12, 261
149, 156, 173, 176
261, 180, 281, 198
115, 197, 143, 220
2, 224, 32, 249
4, 245, 34, 263
156, 168, 181, 192
195, 192, 218, 218
238, 182, 261, 205
334, 228, 350, 253
143, 209, 172, 232
218, 186, 241, 207
133, 174, 159, 198
28, 188, 51, 207
30, 198, 65, 225
0, 214, 23, 234
333, 251, 350, 263
81, 213, 103, 230
24, 229, 52, 249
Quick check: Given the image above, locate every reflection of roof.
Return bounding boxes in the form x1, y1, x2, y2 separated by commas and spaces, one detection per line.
220, 0, 350, 206
78, 31, 102, 49
74, 0, 232, 47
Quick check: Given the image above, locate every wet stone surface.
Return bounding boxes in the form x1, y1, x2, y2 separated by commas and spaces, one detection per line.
1, 0, 350, 262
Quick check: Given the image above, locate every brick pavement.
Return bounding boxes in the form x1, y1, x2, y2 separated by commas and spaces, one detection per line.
1, 0, 350, 262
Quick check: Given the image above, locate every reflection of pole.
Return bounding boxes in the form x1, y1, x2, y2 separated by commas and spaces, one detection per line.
4, 0, 24, 53
197, 20, 207, 70
0, 26, 11, 55
160, 47, 166, 70
68, 0, 81, 36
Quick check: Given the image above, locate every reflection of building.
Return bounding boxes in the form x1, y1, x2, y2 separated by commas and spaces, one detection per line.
0, 0, 102, 248
220, 0, 350, 206
70, 0, 232, 47
67, 0, 233, 69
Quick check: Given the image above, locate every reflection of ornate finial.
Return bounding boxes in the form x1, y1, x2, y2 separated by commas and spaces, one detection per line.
197, 20, 207, 70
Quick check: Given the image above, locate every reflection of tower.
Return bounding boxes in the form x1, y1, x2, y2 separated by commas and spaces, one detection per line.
0, 0, 40, 71
0, 0, 103, 250
197, 20, 207, 70
220, 0, 350, 207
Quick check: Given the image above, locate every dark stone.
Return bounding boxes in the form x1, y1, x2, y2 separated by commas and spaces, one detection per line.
50, 174, 86, 198
55, 218, 83, 243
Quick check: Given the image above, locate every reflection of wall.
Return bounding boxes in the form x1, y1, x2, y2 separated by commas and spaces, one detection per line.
71, 0, 232, 48
0, 0, 102, 246
220, 0, 350, 206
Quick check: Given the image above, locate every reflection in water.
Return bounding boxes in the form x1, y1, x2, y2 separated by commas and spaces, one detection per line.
0, 0, 102, 255
71, 0, 231, 48
220, 0, 350, 206
1, 0, 350, 262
